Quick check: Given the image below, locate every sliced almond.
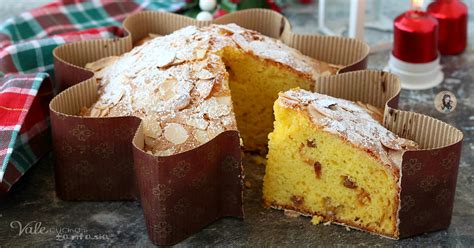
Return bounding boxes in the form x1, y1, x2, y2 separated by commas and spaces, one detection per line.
164, 123, 189, 145
156, 49, 176, 68
220, 116, 235, 127
381, 138, 403, 151
195, 69, 215, 80
108, 88, 124, 105
339, 105, 356, 114
176, 50, 194, 62
94, 70, 108, 80
186, 116, 209, 130
219, 28, 234, 36
99, 107, 110, 117
142, 116, 162, 139
356, 101, 367, 110
207, 124, 225, 139
178, 26, 198, 37
94, 101, 110, 110
308, 104, 329, 120
370, 113, 383, 123
170, 58, 185, 67
195, 49, 207, 60
195, 79, 214, 99
203, 97, 230, 118
193, 129, 209, 144
172, 94, 191, 111
90, 108, 101, 117
366, 103, 383, 117
278, 96, 300, 108
232, 33, 249, 50
222, 24, 244, 34
155, 147, 176, 156
157, 78, 177, 101
397, 138, 419, 150
125, 71, 137, 79
85, 56, 119, 72
215, 96, 232, 106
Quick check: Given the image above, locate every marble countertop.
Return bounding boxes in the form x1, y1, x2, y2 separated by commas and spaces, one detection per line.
0, 1, 473, 247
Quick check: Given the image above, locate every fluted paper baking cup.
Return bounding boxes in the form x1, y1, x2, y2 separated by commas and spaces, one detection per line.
316, 70, 463, 238
50, 9, 370, 245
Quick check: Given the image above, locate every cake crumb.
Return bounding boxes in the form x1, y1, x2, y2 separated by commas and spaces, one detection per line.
284, 210, 301, 218
244, 180, 252, 188
345, 226, 351, 231
323, 221, 332, 226
311, 215, 324, 225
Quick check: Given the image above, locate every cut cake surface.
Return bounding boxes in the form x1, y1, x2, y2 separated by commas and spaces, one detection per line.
263, 89, 418, 238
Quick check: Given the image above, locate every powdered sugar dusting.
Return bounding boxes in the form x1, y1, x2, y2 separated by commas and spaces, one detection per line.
278, 89, 418, 168
84, 24, 337, 155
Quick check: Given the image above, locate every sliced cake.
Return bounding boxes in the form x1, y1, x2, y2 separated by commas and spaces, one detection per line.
263, 89, 418, 238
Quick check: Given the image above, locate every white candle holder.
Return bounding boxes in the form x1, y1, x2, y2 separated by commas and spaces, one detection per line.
385, 53, 444, 90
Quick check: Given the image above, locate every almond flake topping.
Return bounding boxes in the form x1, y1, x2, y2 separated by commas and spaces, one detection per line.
193, 129, 210, 143
186, 116, 209, 130
164, 123, 189, 145
142, 116, 162, 139
279, 89, 418, 168
84, 23, 338, 155
195, 79, 214, 99
156, 48, 176, 68
195, 69, 215, 80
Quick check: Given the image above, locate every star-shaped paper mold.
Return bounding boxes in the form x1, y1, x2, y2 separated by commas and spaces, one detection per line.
48, 9, 462, 245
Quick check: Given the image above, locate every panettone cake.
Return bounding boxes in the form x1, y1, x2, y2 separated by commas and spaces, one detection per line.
81, 24, 339, 155
263, 89, 418, 238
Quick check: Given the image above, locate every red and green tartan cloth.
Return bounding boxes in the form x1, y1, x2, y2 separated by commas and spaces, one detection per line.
0, 0, 190, 195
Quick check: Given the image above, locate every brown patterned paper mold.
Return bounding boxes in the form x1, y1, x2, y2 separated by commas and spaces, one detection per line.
49, 81, 140, 201
50, 9, 369, 245
133, 127, 243, 245
263, 70, 462, 239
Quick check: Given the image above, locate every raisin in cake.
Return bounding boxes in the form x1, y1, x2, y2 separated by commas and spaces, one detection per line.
82, 24, 340, 155
263, 89, 418, 238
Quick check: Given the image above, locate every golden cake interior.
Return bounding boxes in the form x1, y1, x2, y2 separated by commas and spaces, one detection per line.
263, 89, 418, 238
221, 47, 314, 152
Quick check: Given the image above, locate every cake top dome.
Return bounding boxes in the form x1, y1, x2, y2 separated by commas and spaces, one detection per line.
83, 24, 337, 155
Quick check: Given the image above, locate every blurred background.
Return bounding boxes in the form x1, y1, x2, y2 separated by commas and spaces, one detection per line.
0, 0, 472, 50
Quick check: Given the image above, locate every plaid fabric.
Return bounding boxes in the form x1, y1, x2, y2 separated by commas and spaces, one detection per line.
0, 0, 187, 195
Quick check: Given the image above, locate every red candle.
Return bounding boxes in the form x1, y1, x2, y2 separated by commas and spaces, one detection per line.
428, 0, 468, 55
393, 10, 439, 63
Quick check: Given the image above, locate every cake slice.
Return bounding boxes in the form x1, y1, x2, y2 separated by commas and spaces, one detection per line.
263, 89, 418, 238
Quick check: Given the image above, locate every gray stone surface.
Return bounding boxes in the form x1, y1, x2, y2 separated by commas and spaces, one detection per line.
0, 0, 473, 247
